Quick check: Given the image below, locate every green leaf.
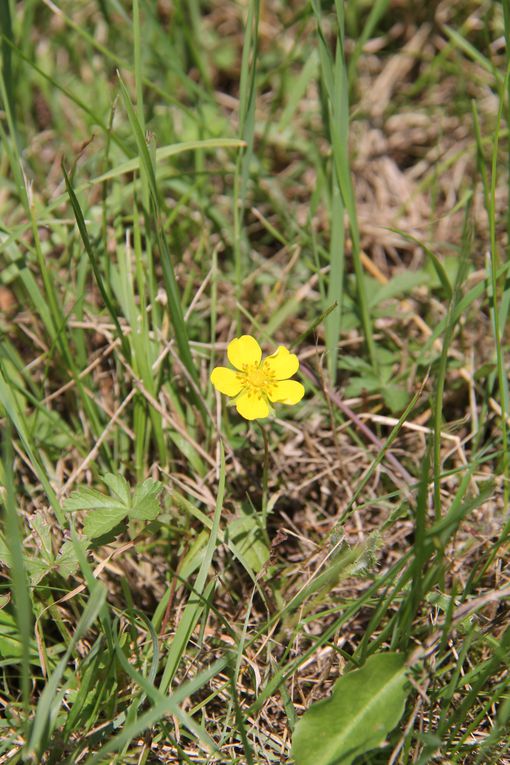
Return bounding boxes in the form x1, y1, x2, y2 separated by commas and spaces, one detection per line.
30, 513, 54, 561
63, 487, 127, 514
102, 473, 131, 505
368, 271, 429, 307
383, 384, 410, 414
0, 533, 12, 567
63, 480, 129, 540
228, 505, 269, 574
388, 228, 453, 299
55, 539, 89, 579
292, 652, 410, 765
130, 478, 163, 520
1, 519, 55, 586
337, 355, 374, 375
90, 138, 246, 185
83, 508, 128, 540
344, 375, 381, 397
0, 608, 39, 662
62, 475, 162, 537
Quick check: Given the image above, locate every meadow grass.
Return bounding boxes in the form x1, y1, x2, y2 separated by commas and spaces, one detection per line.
0, 1, 509, 763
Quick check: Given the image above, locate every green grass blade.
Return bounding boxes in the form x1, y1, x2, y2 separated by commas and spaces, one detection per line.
347, 0, 390, 89
338, 385, 423, 524
233, 0, 260, 295
432, 204, 471, 519
397, 447, 430, 648
132, 0, 145, 133
159, 442, 226, 692
324, 174, 344, 381
114, 630, 217, 754
90, 138, 246, 185
81, 657, 228, 765
1, 423, 32, 719
116, 74, 204, 406
63, 164, 132, 363
312, 0, 376, 371
2, 34, 130, 155
472, 91, 509, 506
0, 362, 63, 523
0, 0, 16, 138
25, 583, 107, 760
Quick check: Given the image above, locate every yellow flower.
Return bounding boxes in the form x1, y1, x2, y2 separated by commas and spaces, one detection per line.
210, 335, 305, 420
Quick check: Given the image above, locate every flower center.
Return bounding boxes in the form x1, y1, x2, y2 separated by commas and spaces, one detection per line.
247, 367, 267, 388
238, 362, 276, 398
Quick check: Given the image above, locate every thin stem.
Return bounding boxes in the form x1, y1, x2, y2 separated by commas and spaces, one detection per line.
255, 421, 270, 540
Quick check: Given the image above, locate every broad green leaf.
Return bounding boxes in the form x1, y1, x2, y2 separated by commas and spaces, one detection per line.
28, 559, 52, 586
63, 475, 162, 537
83, 508, 128, 539
337, 356, 374, 375
228, 506, 269, 574
130, 478, 163, 520
292, 652, 409, 765
55, 539, 89, 579
30, 513, 54, 561
0, 529, 50, 586
102, 473, 130, 505
344, 375, 381, 397
0, 609, 39, 662
383, 385, 409, 413
62, 487, 127, 514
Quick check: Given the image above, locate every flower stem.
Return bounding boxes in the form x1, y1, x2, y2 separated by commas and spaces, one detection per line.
255, 421, 270, 540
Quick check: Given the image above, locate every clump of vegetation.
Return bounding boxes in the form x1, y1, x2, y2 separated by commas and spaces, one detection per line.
0, 1, 509, 763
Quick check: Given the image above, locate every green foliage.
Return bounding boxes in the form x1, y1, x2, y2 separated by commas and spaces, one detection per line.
292, 653, 410, 765
339, 353, 409, 413
63, 473, 163, 539
0, 0, 508, 762
0, 515, 87, 584
227, 502, 269, 574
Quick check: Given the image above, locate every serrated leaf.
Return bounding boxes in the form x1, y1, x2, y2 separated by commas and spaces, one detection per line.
102, 473, 131, 505
63, 487, 126, 513
30, 513, 54, 561
292, 652, 409, 765
130, 479, 163, 520
55, 539, 89, 579
374, 346, 399, 367
83, 507, 128, 539
337, 356, 374, 374
383, 385, 409, 413
344, 375, 381, 397
0, 530, 51, 585
28, 558, 51, 587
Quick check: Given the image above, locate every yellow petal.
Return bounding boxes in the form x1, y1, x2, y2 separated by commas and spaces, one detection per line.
235, 391, 270, 420
269, 380, 304, 405
210, 367, 243, 397
227, 335, 262, 370
263, 346, 299, 380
